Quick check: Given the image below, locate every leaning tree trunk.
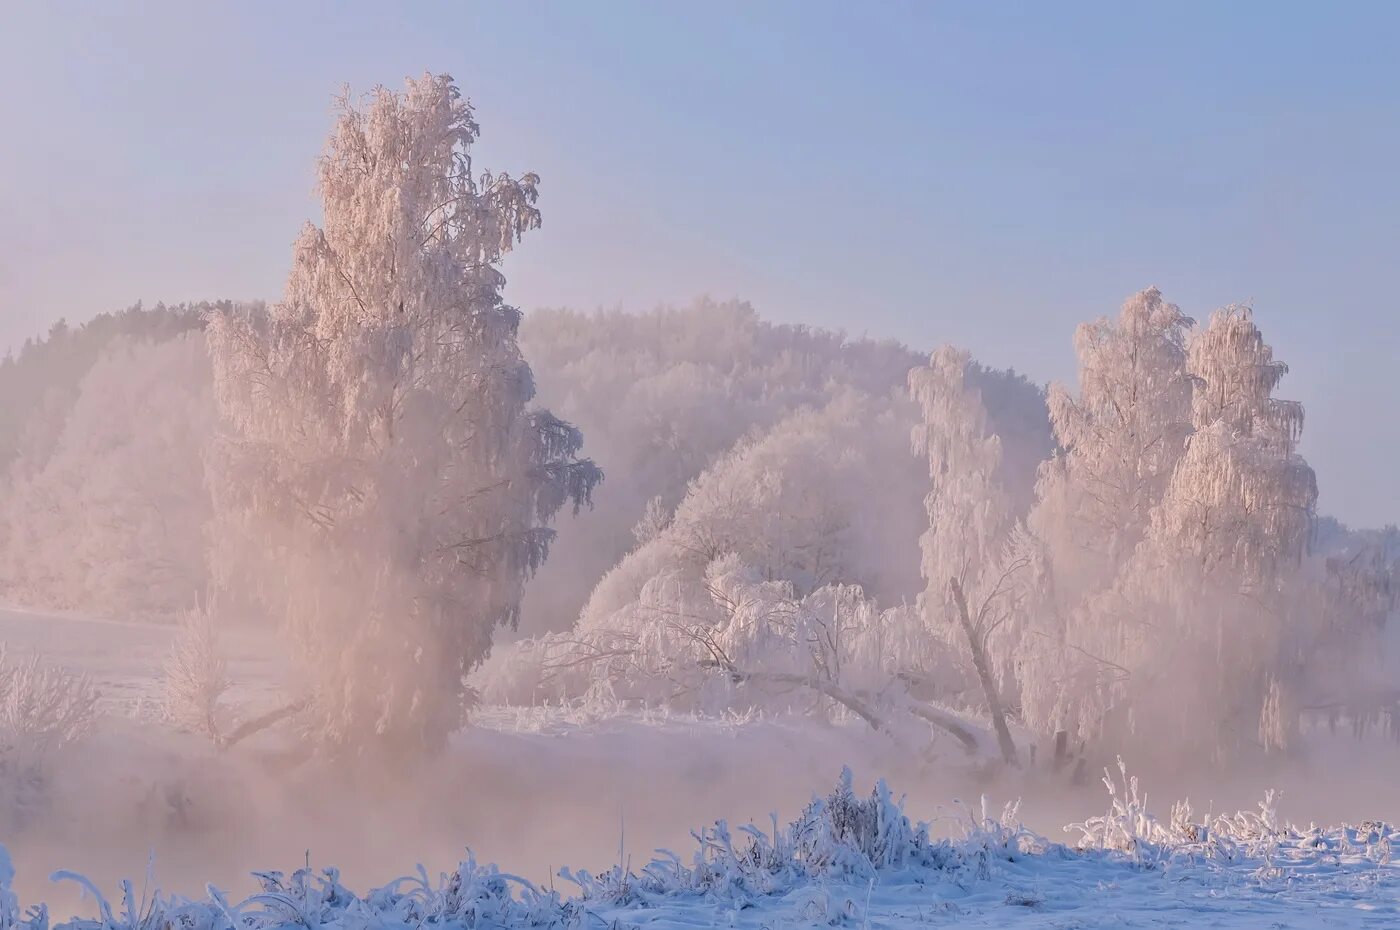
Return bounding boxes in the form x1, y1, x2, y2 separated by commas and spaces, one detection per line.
950, 577, 1019, 767
702, 662, 984, 756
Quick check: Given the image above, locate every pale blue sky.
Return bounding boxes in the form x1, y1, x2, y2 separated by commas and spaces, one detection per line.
1, 2, 1396, 526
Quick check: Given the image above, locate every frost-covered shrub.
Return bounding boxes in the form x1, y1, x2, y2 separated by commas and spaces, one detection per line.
0, 650, 97, 824
1066, 757, 1289, 868
485, 554, 969, 724
0, 652, 97, 757
563, 768, 973, 906
27, 856, 576, 930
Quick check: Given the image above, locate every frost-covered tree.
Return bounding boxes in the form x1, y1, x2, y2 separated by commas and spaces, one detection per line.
1016, 289, 1195, 743
1124, 306, 1317, 752
1168, 306, 1316, 584
909, 346, 1022, 765
1029, 288, 1194, 603
631, 496, 673, 547
206, 74, 599, 755
479, 391, 927, 713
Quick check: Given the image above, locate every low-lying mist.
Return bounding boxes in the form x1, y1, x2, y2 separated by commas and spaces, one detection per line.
12, 693, 1400, 914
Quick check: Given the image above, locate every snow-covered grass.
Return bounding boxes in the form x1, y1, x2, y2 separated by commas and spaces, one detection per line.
4, 766, 1400, 930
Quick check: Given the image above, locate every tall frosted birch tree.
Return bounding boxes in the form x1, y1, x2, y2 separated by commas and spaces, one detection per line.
207, 74, 600, 756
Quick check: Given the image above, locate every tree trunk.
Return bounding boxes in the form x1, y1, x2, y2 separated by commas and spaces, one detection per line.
704, 662, 983, 756
950, 577, 1020, 767
219, 698, 308, 750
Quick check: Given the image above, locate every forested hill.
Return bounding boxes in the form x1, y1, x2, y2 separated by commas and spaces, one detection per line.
0, 302, 221, 469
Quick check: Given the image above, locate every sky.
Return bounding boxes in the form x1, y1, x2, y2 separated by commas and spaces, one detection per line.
1, 1, 1396, 526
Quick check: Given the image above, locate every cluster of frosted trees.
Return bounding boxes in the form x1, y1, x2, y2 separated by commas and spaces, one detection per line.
519, 304, 1051, 629
0, 335, 215, 617
0, 305, 222, 618
1013, 294, 1326, 754
518, 303, 922, 637
498, 288, 1394, 761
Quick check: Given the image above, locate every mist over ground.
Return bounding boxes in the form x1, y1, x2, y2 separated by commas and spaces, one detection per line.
6, 604, 1400, 917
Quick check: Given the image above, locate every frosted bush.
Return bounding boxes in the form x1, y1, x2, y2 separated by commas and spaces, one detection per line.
489, 557, 969, 726
0, 650, 97, 824
1067, 757, 1300, 868
0, 651, 97, 755
563, 767, 967, 906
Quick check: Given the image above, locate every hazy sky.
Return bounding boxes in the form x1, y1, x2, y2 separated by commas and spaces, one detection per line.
2, 2, 1396, 526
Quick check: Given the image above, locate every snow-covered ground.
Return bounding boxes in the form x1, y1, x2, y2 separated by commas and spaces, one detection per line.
0, 605, 284, 720
7, 765, 1400, 930
5, 605, 1400, 927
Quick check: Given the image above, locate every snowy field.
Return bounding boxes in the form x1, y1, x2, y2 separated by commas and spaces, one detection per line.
0, 606, 284, 720
1, 606, 1399, 928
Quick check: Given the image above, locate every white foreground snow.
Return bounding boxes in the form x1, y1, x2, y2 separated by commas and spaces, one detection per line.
4, 766, 1400, 930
